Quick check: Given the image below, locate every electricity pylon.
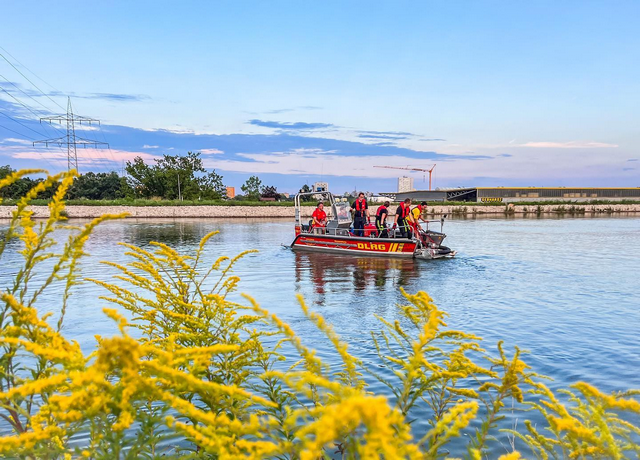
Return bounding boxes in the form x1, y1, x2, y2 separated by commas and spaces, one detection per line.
33, 97, 108, 172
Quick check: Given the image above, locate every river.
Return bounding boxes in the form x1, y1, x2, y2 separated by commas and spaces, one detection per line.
1, 214, 639, 454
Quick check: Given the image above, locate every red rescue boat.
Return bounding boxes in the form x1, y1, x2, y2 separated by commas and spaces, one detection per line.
290, 192, 456, 260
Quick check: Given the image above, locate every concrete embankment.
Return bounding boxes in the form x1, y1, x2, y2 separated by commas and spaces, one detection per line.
1, 203, 640, 219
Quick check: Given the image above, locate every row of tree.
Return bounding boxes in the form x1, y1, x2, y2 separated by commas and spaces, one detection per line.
0, 165, 128, 201
0, 152, 284, 201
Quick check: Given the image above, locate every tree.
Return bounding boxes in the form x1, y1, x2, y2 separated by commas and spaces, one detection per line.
299, 184, 312, 202
0, 166, 55, 200
260, 185, 280, 201
67, 172, 128, 200
125, 157, 163, 199
198, 170, 226, 200
125, 152, 224, 200
241, 176, 262, 200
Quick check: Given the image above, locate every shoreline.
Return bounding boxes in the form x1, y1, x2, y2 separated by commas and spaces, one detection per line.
1, 203, 640, 219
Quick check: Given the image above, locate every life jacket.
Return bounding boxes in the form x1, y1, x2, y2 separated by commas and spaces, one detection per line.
399, 202, 411, 220
376, 205, 388, 229
355, 199, 367, 212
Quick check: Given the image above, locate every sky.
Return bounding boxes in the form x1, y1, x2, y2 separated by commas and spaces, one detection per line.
0, 1, 638, 193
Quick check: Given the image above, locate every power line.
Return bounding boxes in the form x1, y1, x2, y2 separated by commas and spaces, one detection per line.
0, 122, 36, 140
0, 72, 59, 115
0, 50, 65, 111
0, 84, 66, 138
0, 116, 66, 172
0, 46, 117, 172
0, 84, 70, 165
0, 45, 63, 94
0, 109, 49, 138
97, 124, 120, 171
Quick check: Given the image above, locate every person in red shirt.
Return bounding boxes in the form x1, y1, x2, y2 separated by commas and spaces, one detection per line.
311, 202, 327, 233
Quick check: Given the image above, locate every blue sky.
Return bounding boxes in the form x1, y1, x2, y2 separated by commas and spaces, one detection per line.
1, 1, 638, 193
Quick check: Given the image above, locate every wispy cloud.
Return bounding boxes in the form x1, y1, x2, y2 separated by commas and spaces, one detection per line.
200, 148, 224, 155
496, 153, 513, 157
1, 138, 32, 145
263, 106, 323, 114
358, 134, 408, 140
0, 81, 149, 103
358, 130, 413, 136
142, 144, 159, 149
520, 141, 618, 149
622, 167, 635, 171
203, 151, 456, 178
13, 148, 157, 163
357, 130, 445, 142
627, 158, 638, 162
247, 119, 334, 130
81, 93, 151, 102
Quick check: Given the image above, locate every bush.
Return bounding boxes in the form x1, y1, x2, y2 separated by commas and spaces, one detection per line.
0, 170, 638, 459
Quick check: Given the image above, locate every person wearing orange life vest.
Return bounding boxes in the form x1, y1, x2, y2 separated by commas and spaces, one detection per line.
375, 201, 391, 238
311, 202, 327, 233
350, 192, 369, 237
393, 198, 412, 239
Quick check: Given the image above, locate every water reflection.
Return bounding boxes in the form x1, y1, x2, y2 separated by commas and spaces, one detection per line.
121, 220, 210, 248
294, 252, 421, 304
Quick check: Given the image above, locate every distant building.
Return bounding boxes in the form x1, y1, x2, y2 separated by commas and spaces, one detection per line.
225, 187, 235, 199
312, 181, 329, 192
368, 195, 389, 203
282, 192, 290, 199
476, 187, 640, 202
398, 176, 414, 193
393, 187, 640, 203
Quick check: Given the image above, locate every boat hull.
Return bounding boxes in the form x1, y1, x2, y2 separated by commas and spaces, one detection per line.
291, 233, 417, 258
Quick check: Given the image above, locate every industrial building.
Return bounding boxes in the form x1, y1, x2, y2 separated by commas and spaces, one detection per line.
312, 181, 329, 192
388, 187, 640, 203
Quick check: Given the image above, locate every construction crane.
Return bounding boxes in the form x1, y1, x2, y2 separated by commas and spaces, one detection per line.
373, 164, 437, 190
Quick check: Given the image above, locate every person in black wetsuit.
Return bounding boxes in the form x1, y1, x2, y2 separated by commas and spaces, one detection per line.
351, 192, 369, 237
394, 198, 412, 239
375, 201, 390, 237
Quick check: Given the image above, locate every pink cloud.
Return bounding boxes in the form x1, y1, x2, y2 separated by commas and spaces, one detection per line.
200, 148, 224, 154
9, 148, 158, 165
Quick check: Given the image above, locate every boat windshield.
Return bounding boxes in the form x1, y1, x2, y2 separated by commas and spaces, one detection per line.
334, 201, 351, 222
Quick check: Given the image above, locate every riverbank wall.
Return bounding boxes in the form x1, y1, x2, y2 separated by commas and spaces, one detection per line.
1, 203, 640, 219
